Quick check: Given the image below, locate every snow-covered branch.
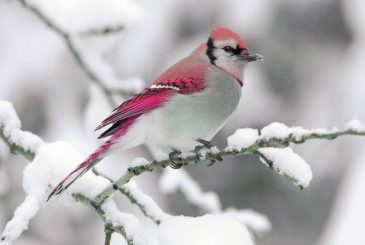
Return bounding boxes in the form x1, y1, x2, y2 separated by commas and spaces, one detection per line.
2, 98, 365, 244
159, 169, 272, 237
158, 214, 255, 245
16, 0, 144, 106
92, 168, 171, 224
159, 168, 222, 214
0, 101, 42, 160
0, 140, 147, 245
73, 195, 147, 245
0, 101, 155, 245
95, 121, 365, 203
104, 224, 113, 245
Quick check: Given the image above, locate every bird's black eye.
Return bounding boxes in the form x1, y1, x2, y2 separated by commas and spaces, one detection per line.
223, 46, 234, 53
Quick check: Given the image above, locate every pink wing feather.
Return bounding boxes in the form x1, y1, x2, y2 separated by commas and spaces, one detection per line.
96, 57, 208, 131
95, 88, 175, 130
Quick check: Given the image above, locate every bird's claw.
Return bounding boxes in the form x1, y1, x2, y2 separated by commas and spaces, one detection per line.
169, 148, 183, 169
196, 138, 214, 149
194, 139, 219, 166
194, 145, 204, 159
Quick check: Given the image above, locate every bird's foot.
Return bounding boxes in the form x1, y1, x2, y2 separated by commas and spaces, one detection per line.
196, 138, 214, 149
194, 139, 220, 166
169, 148, 183, 169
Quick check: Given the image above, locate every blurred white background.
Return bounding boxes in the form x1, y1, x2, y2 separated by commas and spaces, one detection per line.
1, 0, 364, 244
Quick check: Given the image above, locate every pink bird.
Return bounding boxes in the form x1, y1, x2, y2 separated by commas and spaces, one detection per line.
48, 26, 263, 200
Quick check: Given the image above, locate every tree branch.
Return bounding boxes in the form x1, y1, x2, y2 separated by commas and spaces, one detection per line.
94, 127, 365, 204
72, 194, 136, 245
159, 168, 222, 214
92, 168, 170, 224
0, 101, 43, 161
16, 0, 135, 106
104, 224, 113, 245
0, 101, 144, 245
0, 128, 35, 161
2, 99, 365, 244
79, 25, 124, 37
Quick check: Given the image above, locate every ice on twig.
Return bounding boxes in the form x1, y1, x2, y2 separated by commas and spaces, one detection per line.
258, 147, 312, 188
159, 168, 221, 213
0, 101, 43, 153
260, 122, 311, 141
123, 180, 171, 222
225, 208, 271, 237
345, 119, 364, 132
260, 122, 292, 140
198, 146, 220, 160
311, 127, 339, 135
158, 214, 254, 245
129, 157, 150, 168
226, 128, 259, 151
102, 199, 147, 245
259, 122, 342, 142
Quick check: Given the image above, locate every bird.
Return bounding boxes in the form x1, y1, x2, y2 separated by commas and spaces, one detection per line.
47, 26, 263, 200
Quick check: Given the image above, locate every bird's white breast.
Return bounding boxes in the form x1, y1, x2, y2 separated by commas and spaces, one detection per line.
143, 67, 242, 158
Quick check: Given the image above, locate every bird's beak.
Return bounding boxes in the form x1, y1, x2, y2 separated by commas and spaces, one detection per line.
240, 53, 264, 62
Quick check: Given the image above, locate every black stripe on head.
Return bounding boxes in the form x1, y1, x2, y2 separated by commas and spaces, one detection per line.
233, 45, 244, 55
206, 38, 217, 65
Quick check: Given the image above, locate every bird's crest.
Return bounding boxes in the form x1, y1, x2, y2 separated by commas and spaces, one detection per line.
210, 26, 248, 49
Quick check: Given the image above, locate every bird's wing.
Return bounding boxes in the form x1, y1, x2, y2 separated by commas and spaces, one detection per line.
95, 57, 208, 132
95, 88, 176, 131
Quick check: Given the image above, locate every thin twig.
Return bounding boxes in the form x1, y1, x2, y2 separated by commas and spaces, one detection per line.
104, 224, 114, 245
72, 194, 134, 244
16, 0, 132, 106
92, 168, 166, 224
79, 25, 124, 37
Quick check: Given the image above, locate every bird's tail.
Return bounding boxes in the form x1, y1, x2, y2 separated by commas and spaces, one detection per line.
47, 138, 116, 201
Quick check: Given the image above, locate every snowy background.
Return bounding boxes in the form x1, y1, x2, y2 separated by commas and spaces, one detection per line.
1, 0, 365, 244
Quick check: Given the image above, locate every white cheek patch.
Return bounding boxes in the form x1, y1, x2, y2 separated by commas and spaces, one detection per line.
212, 38, 244, 79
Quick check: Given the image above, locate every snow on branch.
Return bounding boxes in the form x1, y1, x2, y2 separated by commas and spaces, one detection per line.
92, 168, 171, 224
158, 168, 271, 237
1, 195, 43, 244
0, 140, 150, 245
0, 101, 158, 245
95, 120, 365, 204
224, 208, 271, 237
101, 199, 148, 245
73, 195, 147, 245
0, 101, 43, 160
16, 0, 144, 106
158, 214, 254, 245
2, 98, 365, 244
258, 147, 312, 189
159, 168, 222, 214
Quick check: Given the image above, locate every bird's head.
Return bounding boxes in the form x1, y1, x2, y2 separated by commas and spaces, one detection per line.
204, 26, 263, 83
